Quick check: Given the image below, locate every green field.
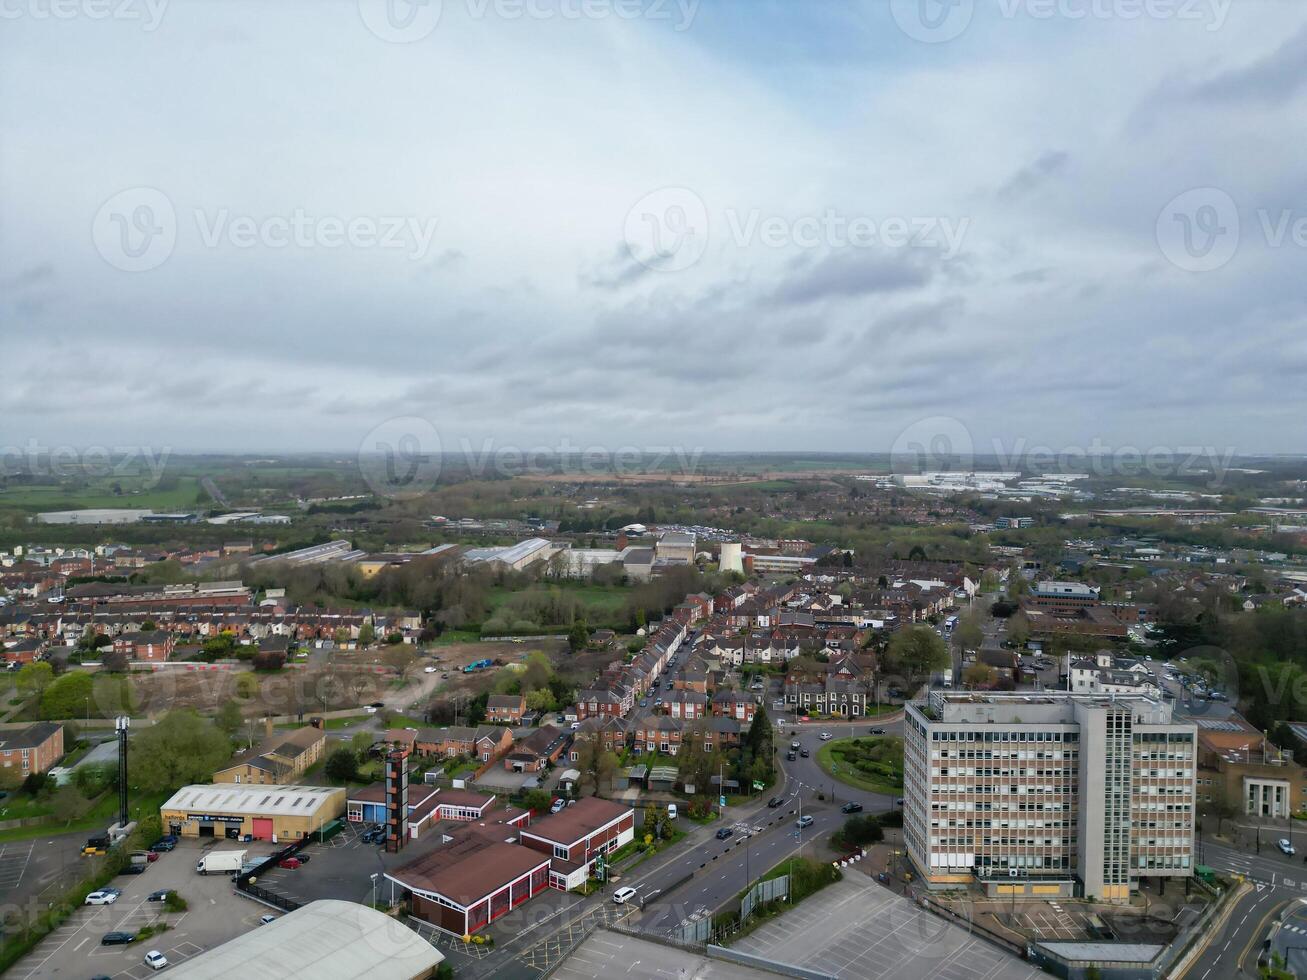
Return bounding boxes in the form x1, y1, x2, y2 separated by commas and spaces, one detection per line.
0, 476, 205, 513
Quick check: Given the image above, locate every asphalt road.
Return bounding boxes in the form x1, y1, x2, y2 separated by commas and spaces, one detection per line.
620, 719, 902, 939
1182, 837, 1307, 979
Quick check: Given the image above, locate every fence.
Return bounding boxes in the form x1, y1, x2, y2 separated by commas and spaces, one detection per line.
706, 945, 839, 980
234, 835, 313, 912
740, 874, 789, 920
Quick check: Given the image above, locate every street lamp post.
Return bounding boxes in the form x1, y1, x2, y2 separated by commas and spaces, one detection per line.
370, 872, 379, 907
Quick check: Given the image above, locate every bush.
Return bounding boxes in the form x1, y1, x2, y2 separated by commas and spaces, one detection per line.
840, 814, 883, 847
879, 809, 903, 828
163, 892, 188, 913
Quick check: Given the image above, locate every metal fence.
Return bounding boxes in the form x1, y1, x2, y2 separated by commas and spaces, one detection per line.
741, 874, 789, 920
671, 914, 712, 945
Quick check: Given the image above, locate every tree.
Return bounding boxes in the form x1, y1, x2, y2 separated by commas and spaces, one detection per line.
568, 619, 591, 653
962, 662, 997, 689
325, 746, 361, 784
525, 688, 555, 712
40, 671, 94, 719
358, 623, 376, 647
1007, 612, 1030, 648
523, 788, 553, 814
574, 737, 618, 796
884, 626, 949, 681
16, 662, 54, 699
100, 649, 131, 673
954, 613, 984, 653
129, 710, 233, 792
351, 731, 375, 756
214, 701, 244, 735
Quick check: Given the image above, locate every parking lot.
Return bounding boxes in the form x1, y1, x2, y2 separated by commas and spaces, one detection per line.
9, 838, 270, 980
0, 830, 93, 913
552, 929, 761, 979
733, 875, 1043, 980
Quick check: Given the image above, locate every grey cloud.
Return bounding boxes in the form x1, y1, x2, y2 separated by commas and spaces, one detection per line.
769, 250, 934, 306
580, 244, 656, 291
996, 151, 1068, 203
1186, 24, 1307, 106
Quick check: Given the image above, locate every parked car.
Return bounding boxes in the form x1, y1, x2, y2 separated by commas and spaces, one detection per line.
149, 839, 176, 852
85, 890, 118, 906
869, 728, 885, 735
767, 796, 784, 808
550, 798, 566, 814
295, 854, 311, 864
796, 815, 814, 829
612, 886, 639, 905
278, 857, 302, 870
715, 827, 734, 840
119, 865, 147, 875
146, 890, 172, 902
840, 802, 863, 814
667, 803, 678, 820
259, 914, 278, 925
144, 950, 169, 970
424, 666, 437, 673
101, 932, 136, 946
876, 871, 891, 884
1279, 839, 1296, 856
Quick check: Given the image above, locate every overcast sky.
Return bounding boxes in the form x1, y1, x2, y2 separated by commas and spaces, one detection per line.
2, 0, 1305, 461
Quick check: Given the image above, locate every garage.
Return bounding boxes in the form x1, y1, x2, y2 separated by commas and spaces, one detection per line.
159, 784, 347, 842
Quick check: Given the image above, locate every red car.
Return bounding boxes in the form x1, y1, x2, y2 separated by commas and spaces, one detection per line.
277, 857, 301, 870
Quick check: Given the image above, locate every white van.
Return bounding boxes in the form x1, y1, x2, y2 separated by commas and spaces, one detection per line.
667, 803, 678, 820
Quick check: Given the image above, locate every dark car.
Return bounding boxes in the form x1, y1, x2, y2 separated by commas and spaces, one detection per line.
149, 839, 175, 852
294, 853, 311, 864
715, 827, 734, 840
147, 890, 172, 902
101, 931, 136, 946
799, 749, 810, 758
119, 865, 147, 875
841, 802, 863, 813
767, 796, 784, 808
895, 797, 905, 807
786, 751, 797, 761
869, 728, 885, 735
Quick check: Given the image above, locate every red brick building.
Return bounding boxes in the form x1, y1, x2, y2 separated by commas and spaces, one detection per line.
517, 797, 635, 890
0, 723, 64, 781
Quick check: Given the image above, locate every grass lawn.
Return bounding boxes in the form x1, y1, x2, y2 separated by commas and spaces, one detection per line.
482, 582, 631, 631
0, 477, 203, 513
432, 630, 481, 646
0, 789, 170, 844
816, 736, 904, 796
